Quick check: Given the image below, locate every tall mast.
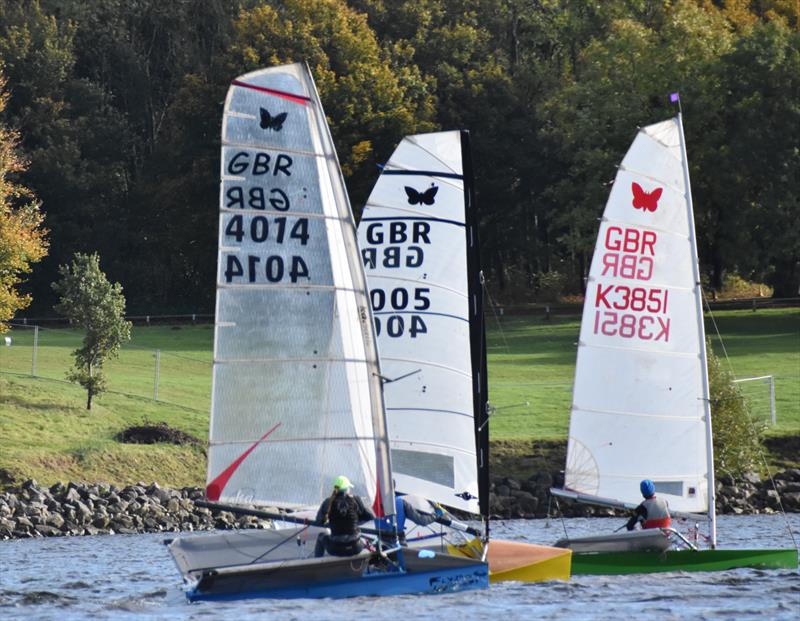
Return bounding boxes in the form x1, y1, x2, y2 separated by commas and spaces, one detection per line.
461, 131, 490, 539
676, 112, 716, 548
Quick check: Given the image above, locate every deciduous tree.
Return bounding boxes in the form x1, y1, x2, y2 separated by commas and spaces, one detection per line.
0, 73, 48, 332
52, 253, 132, 410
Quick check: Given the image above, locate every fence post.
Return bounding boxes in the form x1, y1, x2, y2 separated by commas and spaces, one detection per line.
31, 325, 38, 377
153, 349, 160, 401
769, 375, 776, 425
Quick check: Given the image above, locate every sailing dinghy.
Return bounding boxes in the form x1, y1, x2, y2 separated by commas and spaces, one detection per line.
166, 64, 488, 600
550, 114, 798, 575
357, 130, 571, 582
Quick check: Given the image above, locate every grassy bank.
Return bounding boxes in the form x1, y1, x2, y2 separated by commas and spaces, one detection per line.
0, 308, 797, 488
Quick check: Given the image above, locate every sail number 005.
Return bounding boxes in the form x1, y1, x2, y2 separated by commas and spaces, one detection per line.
371, 287, 429, 338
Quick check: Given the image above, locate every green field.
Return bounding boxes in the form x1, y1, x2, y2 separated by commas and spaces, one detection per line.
0, 308, 797, 487
487, 307, 800, 440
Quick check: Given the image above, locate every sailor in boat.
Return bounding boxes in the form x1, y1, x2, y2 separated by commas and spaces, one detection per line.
374, 484, 446, 545
626, 479, 672, 531
314, 475, 376, 557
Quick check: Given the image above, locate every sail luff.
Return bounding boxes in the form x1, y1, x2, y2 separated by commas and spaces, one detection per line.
461, 130, 490, 527
676, 112, 716, 546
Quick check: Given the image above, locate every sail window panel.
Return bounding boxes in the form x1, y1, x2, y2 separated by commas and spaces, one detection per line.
387, 131, 464, 176
209, 437, 377, 510
224, 74, 314, 153
620, 124, 685, 191
215, 288, 346, 361
601, 170, 690, 240
220, 147, 325, 216
392, 449, 454, 488
573, 346, 705, 419
654, 481, 685, 497
565, 410, 708, 513
391, 449, 479, 515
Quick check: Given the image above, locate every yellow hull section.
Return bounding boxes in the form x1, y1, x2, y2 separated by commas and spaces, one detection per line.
449, 538, 571, 583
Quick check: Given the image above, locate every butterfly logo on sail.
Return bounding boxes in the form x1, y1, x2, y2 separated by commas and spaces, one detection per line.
631, 182, 663, 212
260, 108, 287, 131
405, 184, 439, 205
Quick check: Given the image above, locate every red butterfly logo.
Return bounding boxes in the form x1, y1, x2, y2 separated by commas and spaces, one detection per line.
631, 182, 663, 212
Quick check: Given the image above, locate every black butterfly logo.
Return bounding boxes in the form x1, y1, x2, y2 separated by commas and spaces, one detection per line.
405, 183, 438, 205
259, 108, 287, 131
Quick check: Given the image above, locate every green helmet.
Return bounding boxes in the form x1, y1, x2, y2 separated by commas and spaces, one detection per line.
333, 475, 353, 490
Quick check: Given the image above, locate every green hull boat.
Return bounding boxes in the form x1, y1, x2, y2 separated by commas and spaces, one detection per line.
571, 547, 799, 576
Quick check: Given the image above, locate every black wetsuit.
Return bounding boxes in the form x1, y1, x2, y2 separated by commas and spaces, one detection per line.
314, 492, 375, 557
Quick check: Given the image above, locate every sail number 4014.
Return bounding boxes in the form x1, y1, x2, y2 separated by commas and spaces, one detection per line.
224, 255, 309, 283
225, 215, 309, 245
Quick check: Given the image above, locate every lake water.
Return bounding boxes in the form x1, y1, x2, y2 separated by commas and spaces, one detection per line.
1, 514, 798, 620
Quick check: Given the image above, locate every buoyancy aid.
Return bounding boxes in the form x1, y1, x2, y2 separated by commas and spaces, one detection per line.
642, 495, 671, 529
375, 495, 406, 533
327, 493, 360, 536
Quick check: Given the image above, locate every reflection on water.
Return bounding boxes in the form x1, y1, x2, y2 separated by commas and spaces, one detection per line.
0, 515, 797, 620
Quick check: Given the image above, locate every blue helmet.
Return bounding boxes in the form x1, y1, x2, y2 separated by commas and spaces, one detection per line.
640, 479, 656, 498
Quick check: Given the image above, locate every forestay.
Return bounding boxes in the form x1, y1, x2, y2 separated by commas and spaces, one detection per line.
206, 64, 392, 513
358, 131, 488, 515
565, 118, 712, 516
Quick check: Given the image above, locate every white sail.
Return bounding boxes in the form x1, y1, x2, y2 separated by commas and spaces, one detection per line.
207, 64, 392, 513
565, 117, 712, 516
357, 131, 484, 514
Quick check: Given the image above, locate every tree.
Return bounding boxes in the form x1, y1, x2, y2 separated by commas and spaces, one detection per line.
707, 341, 764, 478
52, 253, 132, 410
0, 72, 48, 332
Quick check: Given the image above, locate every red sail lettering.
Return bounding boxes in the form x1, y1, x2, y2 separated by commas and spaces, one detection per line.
595, 284, 613, 308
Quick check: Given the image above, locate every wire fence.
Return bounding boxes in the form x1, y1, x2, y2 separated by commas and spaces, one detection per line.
0, 320, 782, 426
0, 323, 212, 413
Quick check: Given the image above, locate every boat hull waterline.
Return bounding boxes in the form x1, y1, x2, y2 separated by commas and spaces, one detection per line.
185, 551, 489, 600
570, 547, 798, 576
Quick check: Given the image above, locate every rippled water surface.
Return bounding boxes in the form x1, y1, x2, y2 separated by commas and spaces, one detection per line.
1, 515, 798, 620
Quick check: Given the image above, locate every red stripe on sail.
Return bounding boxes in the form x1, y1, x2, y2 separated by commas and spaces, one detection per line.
206, 422, 282, 501
231, 80, 311, 105
372, 477, 385, 518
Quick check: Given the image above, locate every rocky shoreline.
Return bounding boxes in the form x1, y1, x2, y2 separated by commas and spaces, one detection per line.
1, 469, 799, 541
488, 468, 800, 519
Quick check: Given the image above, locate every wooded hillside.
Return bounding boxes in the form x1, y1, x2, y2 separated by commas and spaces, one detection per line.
1, 0, 797, 315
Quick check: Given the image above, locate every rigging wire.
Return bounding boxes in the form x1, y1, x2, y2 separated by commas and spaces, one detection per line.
702, 290, 798, 548
482, 280, 511, 354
